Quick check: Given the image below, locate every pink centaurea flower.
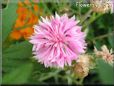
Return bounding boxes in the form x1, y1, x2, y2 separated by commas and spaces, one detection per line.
29, 13, 86, 68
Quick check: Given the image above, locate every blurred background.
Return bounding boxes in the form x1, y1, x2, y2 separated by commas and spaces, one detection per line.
2, 0, 114, 85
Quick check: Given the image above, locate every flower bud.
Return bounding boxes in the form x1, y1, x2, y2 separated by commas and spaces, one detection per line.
73, 62, 89, 78
94, 45, 114, 66
73, 54, 94, 78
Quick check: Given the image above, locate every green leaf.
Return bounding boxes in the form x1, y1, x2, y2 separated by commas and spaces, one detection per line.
2, 2, 18, 42
3, 41, 32, 73
108, 28, 114, 49
2, 63, 33, 84
97, 59, 114, 84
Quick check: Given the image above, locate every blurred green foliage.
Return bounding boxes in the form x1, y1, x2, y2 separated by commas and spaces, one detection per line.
2, 63, 33, 84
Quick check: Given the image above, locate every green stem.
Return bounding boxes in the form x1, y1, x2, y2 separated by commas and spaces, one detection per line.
92, 31, 114, 41
38, 70, 60, 81
87, 31, 114, 45
15, 24, 34, 30
82, 13, 103, 31
80, 9, 92, 24
2, 36, 12, 50
41, 3, 52, 15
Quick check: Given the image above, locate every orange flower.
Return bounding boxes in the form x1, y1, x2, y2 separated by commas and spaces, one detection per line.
34, 5, 39, 12
24, 0, 31, 5
10, 0, 42, 40
18, 0, 31, 7
10, 30, 22, 40
27, 13, 38, 24
18, 1, 24, 7
14, 15, 26, 28
20, 27, 34, 39
16, 7, 28, 16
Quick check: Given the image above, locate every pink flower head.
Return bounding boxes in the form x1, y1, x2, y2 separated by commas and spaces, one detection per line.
29, 13, 86, 68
